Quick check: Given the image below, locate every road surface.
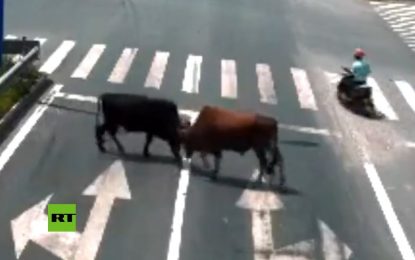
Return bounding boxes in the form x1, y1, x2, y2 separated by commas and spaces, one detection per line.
2, 0, 415, 259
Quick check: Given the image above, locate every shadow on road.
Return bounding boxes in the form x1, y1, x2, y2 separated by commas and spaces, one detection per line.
281, 139, 320, 148
190, 164, 301, 196
101, 149, 300, 195
105, 150, 178, 166
39, 102, 96, 116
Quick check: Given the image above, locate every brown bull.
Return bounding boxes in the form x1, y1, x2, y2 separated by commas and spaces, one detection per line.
179, 106, 285, 186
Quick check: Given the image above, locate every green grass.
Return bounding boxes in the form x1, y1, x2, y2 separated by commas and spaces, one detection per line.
0, 56, 41, 118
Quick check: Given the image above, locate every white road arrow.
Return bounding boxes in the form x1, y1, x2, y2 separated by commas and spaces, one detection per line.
10, 160, 131, 260
11, 194, 81, 259
273, 239, 315, 260
236, 169, 284, 260
318, 220, 352, 260
236, 170, 353, 260
73, 160, 131, 260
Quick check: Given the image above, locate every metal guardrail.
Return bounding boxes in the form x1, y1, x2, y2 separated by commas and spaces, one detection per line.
0, 37, 42, 94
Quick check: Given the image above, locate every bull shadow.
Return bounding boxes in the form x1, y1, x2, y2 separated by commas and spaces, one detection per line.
190, 164, 301, 196
104, 150, 179, 166
38, 101, 96, 116
281, 140, 320, 148
337, 96, 384, 120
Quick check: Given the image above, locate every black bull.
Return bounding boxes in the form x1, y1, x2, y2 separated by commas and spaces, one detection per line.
94, 93, 190, 166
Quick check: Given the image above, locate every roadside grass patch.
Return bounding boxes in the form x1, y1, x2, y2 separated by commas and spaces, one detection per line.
0, 56, 43, 118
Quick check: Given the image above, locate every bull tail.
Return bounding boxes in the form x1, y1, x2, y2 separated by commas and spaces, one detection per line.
96, 96, 103, 127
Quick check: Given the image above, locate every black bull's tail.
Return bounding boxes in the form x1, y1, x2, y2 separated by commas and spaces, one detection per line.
95, 96, 105, 151
96, 96, 103, 127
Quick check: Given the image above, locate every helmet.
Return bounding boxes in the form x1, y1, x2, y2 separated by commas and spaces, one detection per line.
354, 48, 365, 58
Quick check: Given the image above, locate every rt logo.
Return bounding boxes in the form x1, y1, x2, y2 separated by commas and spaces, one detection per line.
47, 204, 77, 232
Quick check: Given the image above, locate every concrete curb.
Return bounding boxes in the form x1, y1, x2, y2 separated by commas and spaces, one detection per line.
0, 75, 53, 143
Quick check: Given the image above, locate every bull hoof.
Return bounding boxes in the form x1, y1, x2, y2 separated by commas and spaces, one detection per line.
97, 144, 106, 153
210, 174, 218, 181
143, 152, 151, 158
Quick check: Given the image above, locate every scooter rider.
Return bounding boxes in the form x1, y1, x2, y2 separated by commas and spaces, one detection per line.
349, 48, 372, 102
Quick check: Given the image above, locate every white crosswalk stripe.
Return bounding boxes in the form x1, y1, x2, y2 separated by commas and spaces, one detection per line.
370, 1, 415, 52
39, 40, 76, 74
290, 67, 318, 110
367, 77, 399, 121
144, 51, 170, 89
14, 35, 415, 122
71, 44, 106, 79
182, 54, 202, 94
395, 80, 415, 114
221, 59, 238, 99
107, 48, 138, 84
256, 64, 277, 105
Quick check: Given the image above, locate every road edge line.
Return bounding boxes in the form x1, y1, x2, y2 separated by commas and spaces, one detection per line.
363, 156, 415, 260
0, 84, 63, 174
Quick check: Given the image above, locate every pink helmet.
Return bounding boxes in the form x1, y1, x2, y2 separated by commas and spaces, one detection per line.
354, 48, 366, 58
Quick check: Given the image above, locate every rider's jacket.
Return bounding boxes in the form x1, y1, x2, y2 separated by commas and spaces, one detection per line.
352, 59, 371, 84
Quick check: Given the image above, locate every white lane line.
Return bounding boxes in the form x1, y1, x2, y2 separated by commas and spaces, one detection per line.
324, 71, 342, 85
290, 67, 318, 110
71, 44, 106, 79
0, 84, 63, 174
256, 64, 277, 105
107, 48, 138, 84
404, 141, 415, 148
54, 92, 98, 103
279, 123, 334, 137
364, 160, 415, 260
367, 77, 399, 121
378, 7, 415, 17
144, 51, 170, 89
39, 40, 76, 74
371, 3, 408, 9
395, 80, 415, 114
34, 37, 47, 46
53, 91, 337, 138
5, 34, 17, 39
390, 20, 415, 27
166, 158, 191, 260
221, 59, 238, 99
182, 54, 202, 94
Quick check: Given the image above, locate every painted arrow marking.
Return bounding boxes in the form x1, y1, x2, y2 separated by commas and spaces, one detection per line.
11, 160, 131, 260
236, 169, 284, 260
273, 239, 315, 259
11, 194, 81, 259
237, 169, 353, 260
73, 160, 131, 260
318, 220, 352, 260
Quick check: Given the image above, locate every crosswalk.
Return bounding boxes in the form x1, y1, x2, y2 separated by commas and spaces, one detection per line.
370, 1, 415, 51
5, 34, 415, 122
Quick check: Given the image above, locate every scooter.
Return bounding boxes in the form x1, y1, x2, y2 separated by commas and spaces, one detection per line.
337, 67, 384, 119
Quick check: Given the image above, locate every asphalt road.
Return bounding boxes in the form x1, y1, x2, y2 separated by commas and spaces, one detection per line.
2, 0, 415, 259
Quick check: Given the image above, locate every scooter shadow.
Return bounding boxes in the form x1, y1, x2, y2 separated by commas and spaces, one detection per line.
337, 95, 384, 120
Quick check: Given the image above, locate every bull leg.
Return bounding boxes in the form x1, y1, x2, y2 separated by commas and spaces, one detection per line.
143, 134, 153, 158
198, 152, 210, 169
108, 127, 125, 154
168, 139, 183, 168
95, 124, 106, 152
268, 146, 285, 187
211, 151, 222, 181
254, 148, 268, 185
